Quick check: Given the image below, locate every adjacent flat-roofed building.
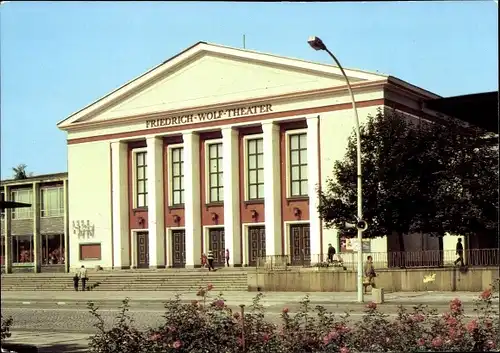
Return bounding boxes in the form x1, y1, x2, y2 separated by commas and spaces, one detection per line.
56, 42, 461, 271
1, 173, 69, 273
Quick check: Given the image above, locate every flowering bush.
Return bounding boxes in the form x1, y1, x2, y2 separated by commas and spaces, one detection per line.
1, 315, 12, 341
88, 280, 500, 353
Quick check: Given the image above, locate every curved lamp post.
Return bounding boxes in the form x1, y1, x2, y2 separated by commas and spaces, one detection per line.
307, 36, 365, 303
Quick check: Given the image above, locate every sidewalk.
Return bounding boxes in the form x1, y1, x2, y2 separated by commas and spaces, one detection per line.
0, 290, 484, 307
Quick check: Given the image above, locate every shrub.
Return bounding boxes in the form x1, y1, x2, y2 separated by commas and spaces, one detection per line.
88, 280, 500, 353
1, 315, 13, 341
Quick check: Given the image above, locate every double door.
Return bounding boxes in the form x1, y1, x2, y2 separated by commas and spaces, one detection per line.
248, 226, 266, 266
137, 232, 149, 268
172, 230, 186, 268
290, 224, 311, 266
208, 228, 225, 267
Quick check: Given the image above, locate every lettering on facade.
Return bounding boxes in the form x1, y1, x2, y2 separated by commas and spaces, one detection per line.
72, 220, 95, 240
145, 104, 273, 129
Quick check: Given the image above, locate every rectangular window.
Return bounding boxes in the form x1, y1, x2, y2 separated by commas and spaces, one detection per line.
41, 233, 65, 265
171, 147, 184, 205
0, 236, 5, 266
135, 151, 148, 208
207, 142, 224, 203
12, 235, 34, 263
0, 191, 4, 219
11, 189, 33, 219
247, 138, 264, 200
79, 243, 102, 261
41, 187, 64, 217
289, 133, 308, 197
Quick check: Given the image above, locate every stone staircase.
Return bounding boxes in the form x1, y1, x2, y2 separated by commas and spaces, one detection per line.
0, 269, 250, 292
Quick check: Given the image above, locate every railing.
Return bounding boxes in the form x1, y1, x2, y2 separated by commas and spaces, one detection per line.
256, 248, 500, 270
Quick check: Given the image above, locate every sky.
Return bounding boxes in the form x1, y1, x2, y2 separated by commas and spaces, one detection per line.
0, 1, 498, 179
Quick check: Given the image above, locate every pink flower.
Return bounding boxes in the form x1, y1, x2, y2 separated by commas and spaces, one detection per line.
432, 337, 443, 348
410, 313, 425, 323
486, 340, 496, 349
214, 299, 225, 309
207, 283, 214, 291
448, 327, 463, 340
466, 320, 479, 333
167, 326, 176, 333
237, 337, 244, 346
173, 340, 182, 349
416, 338, 426, 346
480, 288, 492, 300
483, 319, 492, 328
282, 307, 289, 314
329, 331, 340, 340
446, 316, 458, 326
449, 298, 462, 313
262, 333, 270, 342
150, 333, 162, 341
366, 301, 377, 310
340, 346, 350, 353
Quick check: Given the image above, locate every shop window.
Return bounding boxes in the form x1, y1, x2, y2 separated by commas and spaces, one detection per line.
11, 189, 33, 219
41, 187, 64, 217
41, 234, 65, 265
12, 235, 34, 263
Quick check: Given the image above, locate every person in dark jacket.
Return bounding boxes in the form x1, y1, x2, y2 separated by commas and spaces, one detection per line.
327, 244, 336, 263
72, 271, 79, 291
207, 250, 215, 271
454, 238, 465, 267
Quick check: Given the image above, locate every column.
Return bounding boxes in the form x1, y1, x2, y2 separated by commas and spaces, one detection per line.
262, 122, 283, 257
146, 136, 165, 268
111, 141, 130, 269
32, 182, 41, 273
307, 116, 322, 258
3, 185, 12, 274
222, 127, 241, 266
63, 178, 70, 273
183, 132, 202, 268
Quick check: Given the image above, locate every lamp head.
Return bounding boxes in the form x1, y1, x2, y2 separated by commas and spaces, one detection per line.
308, 36, 327, 51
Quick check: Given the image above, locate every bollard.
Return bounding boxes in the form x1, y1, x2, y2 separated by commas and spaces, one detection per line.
372, 287, 385, 304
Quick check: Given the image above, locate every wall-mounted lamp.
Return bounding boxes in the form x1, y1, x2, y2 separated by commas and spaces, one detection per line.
173, 214, 181, 225
293, 207, 302, 219
250, 209, 258, 220
137, 216, 146, 228
211, 212, 219, 223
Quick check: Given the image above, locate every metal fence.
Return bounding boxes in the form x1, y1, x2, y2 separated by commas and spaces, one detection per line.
256, 248, 500, 271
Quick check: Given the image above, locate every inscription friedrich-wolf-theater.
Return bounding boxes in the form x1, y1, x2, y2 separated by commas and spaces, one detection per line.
146, 104, 273, 128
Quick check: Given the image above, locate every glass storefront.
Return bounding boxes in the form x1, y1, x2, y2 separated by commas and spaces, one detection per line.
41, 233, 65, 265
12, 235, 34, 263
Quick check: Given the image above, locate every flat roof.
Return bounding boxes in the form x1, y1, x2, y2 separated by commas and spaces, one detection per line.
425, 91, 498, 133
1, 172, 68, 186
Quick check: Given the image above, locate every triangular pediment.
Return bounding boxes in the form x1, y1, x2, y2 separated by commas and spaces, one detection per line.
58, 42, 387, 129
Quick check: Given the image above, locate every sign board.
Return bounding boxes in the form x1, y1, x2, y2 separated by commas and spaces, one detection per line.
340, 236, 371, 253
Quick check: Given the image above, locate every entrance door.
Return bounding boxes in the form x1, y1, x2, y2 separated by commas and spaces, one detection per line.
208, 228, 225, 267
172, 230, 186, 268
137, 232, 149, 268
290, 224, 311, 266
248, 226, 266, 266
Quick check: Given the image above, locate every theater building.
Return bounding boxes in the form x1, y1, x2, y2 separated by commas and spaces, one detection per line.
57, 41, 456, 270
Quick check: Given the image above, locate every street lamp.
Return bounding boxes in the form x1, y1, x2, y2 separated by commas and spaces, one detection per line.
308, 36, 365, 303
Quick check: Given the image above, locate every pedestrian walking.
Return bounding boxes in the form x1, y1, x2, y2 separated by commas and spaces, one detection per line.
225, 249, 230, 267
72, 270, 79, 291
363, 255, 377, 293
327, 243, 336, 263
207, 249, 215, 271
201, 253, 207, 268
79, 265, 88, 291
454, 238, 465, 267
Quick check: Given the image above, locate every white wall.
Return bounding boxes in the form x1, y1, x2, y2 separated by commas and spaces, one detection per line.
319, 103, 388, 256
68, 141, 112, 270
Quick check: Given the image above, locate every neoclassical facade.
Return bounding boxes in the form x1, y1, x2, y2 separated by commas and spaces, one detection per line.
58, 42, 457, 270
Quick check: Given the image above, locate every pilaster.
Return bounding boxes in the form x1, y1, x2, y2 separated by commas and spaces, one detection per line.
222, 127, 241, 266
307, 116, 322, 258
146, 136, 165, 268
183, 132, 202, 267
32, 182, 41, 273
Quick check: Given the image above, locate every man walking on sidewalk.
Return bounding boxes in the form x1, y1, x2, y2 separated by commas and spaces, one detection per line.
79, 265, 88, 291
454, 238, 465, 267
207, 249, 215, 271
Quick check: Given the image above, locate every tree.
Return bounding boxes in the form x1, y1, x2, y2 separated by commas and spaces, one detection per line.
12, 164, 30, 180
317, 108, 498, 253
